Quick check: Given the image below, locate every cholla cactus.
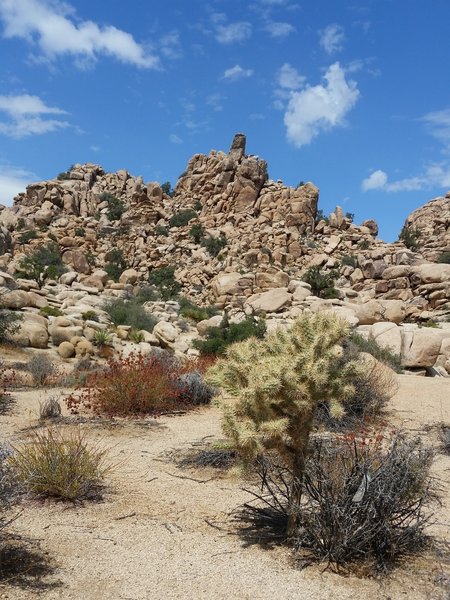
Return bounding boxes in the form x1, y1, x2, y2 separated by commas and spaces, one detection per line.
206, 312, 364, 535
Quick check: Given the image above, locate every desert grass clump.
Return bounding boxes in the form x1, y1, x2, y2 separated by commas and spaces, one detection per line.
439, 424, 450, 454
10, 428, 110, 501
26, 354, 58, 387
239, 435, 435, 572
206, 312, 364, 536
39, 394, 62, 421
0, 444, 19, 533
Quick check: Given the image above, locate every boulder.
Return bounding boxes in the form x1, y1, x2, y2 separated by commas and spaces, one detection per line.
153, 321, 177, 347
58, 341, 76, 358
28, 322, 49, 349
1, 290, 29, 309
119, 269, 139, 285
211, 272, 242, 297
196, 315, 223, 336
247, 288, 291, 314
369, 322, 402, 355
401, 329, 443, 367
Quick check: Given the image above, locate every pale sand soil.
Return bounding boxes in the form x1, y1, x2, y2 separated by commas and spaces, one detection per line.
0, 375, 449, 600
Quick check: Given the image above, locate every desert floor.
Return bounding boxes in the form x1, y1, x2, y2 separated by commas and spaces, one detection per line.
0, 374, 449, 600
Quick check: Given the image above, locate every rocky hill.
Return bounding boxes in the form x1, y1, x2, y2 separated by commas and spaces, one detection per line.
0, 133, 449, 375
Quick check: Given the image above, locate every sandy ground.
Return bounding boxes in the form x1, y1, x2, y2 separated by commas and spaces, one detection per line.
0, 374, 449, 600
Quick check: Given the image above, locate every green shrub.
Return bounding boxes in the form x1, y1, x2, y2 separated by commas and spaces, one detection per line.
92, 329, 112, 347
39, 306, 63, 317
103, 298, 156, 332
169, 209, 197, 228
358, 239, 370, 250
16, 218, 26, 231
340, 254, 358, 268
148, 266, 181, 300
74, 227, 85, 237
193, 200, 202, 212
104, 248, 127, 282
399, 225, 420, 250
161, 181, 174, 197
302, 266, 339, 299
129, 329, 144, 343
193, 314, 266, 356
345, 212, 354, 222
99, 192, 126, 221
56, 170, 71, 181
11, 428, 110, 500
155, 225, 169, 237
17, 243, 66, 288
18, 230, 38, 244
134, 285, 160, 304
82, 310, 99, 322
0, 309, 23, 343
437, 251, 450, 264
421, 319, 439, 328
201, 235, 227, 257
349, 332, 403, 373
315, 209, 329, 225
178, 297, 218, 322
189, 222, 205, 244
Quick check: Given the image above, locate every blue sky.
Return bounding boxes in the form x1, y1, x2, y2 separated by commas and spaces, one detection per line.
0, 0, 449, 241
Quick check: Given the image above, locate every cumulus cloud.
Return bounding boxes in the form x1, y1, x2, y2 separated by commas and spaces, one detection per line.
319, 24, 345, 54
277, 63, 305, 90
0, 164, 37, 205
283, 62, 359, 147
361, 169, 388, 191
362, 165, 450, 193
264, 21, 295, 38
0, 0, 158, 68
215, 21, 252, 44
222, 64, 253, 82
0, 93, 70, 138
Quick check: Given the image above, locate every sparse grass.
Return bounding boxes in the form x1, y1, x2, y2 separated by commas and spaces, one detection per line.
39, 395, 62, 421
10, 428, 110, 501
26, 355, 58, 387
439, 424, 450, 454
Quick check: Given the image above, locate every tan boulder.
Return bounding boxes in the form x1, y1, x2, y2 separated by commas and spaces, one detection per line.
1, 290, 29, 309
411, 264, 450, 285
247, 288, 291, 314
119, 269, 139, 285
58, 341, 76, 358
196, 315, 222, 336
153, 321, 177, 347
369, 322, 402, 355
401, 329, 443, 367
255, 271, 289, 290
354, 300, 406, 325
211, 272, 242, 297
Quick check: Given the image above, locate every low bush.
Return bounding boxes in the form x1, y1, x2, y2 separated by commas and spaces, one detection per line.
0, 444, 19, 535
440, 425, 450, 454
18, 230, 38, 244
148, 266, 181, 300
239, 435, 435, 571
154, 225, 169, 237
65, 353, 187, 416
193, 314, 266, 356
301, 266, 339, 299
92, 329, 112, 347
349, 333, 403, 373
161, 181, 174, 197
39, 306, 63, 317
437, 251, 450, 264
175, 371, 217, 406
10, 428, 110, 501
189, 222, 205, 244
17, 243, 66, 288
99, 192, 126, 221
82, 310, 99, 322
178, 297, 218, 322
340, 254, 358, 268
104, 248, 127, 282
103, 297, 156, 332
0, 309, 23, 343
26, 354, 58, 387
134, 285, 160, 304
74, 227, 85, 237
201, 235, 227, 257
169, 209, 197, 227
56, 167, 73, 181
399, 225, 420, 250
358, 239, 370, 250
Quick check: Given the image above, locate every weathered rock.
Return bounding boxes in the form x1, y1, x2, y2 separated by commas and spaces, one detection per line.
401, 329, 443, 368
247, 288, 291, 314
153, 321, 177, 347
58, 341, 76, 358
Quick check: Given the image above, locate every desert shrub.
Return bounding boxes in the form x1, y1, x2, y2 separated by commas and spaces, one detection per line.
175, 372, 216, 406
169, 209, 197, 228
65, 353, 188, 417
134, 285, 160, 304
436, 251, 450, 264
345, 212, 354, 222
92, 329, 112, 347
148, 266, 181, 300
17, 243, 66, 288
421, 319, 439, 328
99, 192, 126, 221
154, 225, 169, 237
39, 306, 63, 317
56, 166, 73, 181
74, 227, 85, 237
201, 235, 227, 257
301, 266, 339, 299
39, 395, 62, 420
0, 444, 19, 535
193, 314, 266, 357
439, 425, 450, 454
10, 428, 110, 501
161, 181, 174, 197
18, 230, 38, 244
26, 354, 58, 387
104, 248, 127, 282
16, 218, 26, 231
315, 209, 329, 225
82, 310, 99, 322
0, 309, 23, 343
178, 297, 218, 322
358, 239, 370, 250
103, 297, 156, 332
240, 435, 434, 571
340, 254, 358, 268
189, 222, 205, 243
0, 361, 16, 411
193, 199, 202, 212
399, 225, 420, 250
349, 333, 403, 373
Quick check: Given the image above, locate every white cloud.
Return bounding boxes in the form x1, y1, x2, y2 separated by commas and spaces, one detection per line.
0, 93, 70, 138
160, 30, 182, 60
277, 63, 305, 90
0, 165, 37, 205
222, 64, 253, 82
215, 21, 252, 44
264, 21, 295, 38
0, 0, 158, 68
422, 108, 450, 147
206, 93, 225, 112
284, 62, 360, 147
361, 169, 388, 191
319, 24, 345, 54
169, 133, 183, 144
